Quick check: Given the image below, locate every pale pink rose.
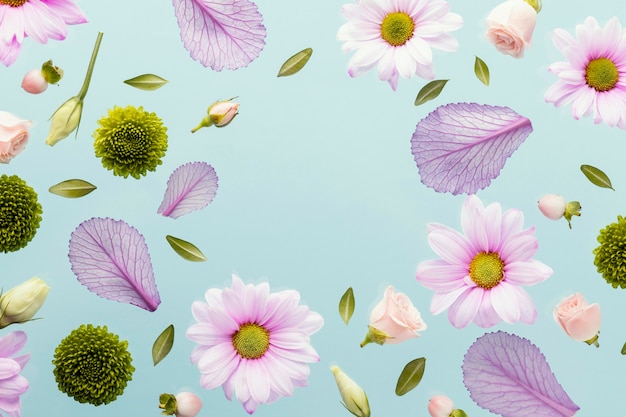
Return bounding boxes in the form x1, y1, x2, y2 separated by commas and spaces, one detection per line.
208, 101, 239, 127
428, 395, 455, 417
485, 0, 537, 58
538, 194, 566, 220
0, 111, 32, 163
175, 392, 202, 417
21, 69, 48, 94
553, 293, 601, 342
368, 286, 427, 344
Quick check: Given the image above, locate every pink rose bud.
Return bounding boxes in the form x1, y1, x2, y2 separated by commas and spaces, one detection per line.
553, 292, 601, 347
360, 286, 427, 347
485, 0, 538, 58
174, 392, 202, 417
428, 395, 454, 417
538, 194, 566, 220
0, 111, 31, 163
208, 100, 239, 127
21, 69, 48, 94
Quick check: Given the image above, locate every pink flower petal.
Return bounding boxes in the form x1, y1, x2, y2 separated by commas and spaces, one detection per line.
447, 287, 482, 328
491, 282, 521, 324
157, 161, 218, 219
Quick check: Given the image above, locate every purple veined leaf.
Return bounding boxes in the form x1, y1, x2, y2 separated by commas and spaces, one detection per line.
157, 161, 218, 219
411, 102, 533, 195
171, 0, 266, 71
68, 217, 161, 312
462, 331, 580, 417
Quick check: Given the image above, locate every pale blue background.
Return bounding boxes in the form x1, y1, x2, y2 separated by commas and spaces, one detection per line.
1, 0, 625, 416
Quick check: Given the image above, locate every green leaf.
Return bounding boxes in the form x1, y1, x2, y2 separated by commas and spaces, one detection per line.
414, 80, 448, 106
123, 74, 169, 91
338, 287, 355, 325
580, 164, 615, 190
166, 235, 207, 262
277, 48, 313, 77
474, 56, 490, 86
152, 324, 174, 366
48, 179, 97, 198
621, 342, 626, 355
395, 357, 426, 396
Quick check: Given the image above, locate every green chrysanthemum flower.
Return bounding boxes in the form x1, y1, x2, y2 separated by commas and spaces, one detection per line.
93, 105, 168, 179
0, 174, 43, 253
593, 215, 626, 288
52, 324, 135, 406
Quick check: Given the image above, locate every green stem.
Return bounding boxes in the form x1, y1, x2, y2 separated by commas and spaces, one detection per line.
77, 32, 104, 100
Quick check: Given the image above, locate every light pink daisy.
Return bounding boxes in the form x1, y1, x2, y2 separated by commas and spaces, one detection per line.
337, 0, 462, 90
186, 274, 324, 414
0, 0, 87, 66
0, 331, 30, 417
415, 195, 553, 329
545, 16, 626, 128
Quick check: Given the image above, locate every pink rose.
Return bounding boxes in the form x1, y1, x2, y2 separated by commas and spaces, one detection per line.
485, 0, 537, 58
553, 293, 601, 343
361, 286, 426, 346
428, 395, 455, 417
175, 392, 202, 417
0, 111, 31, 164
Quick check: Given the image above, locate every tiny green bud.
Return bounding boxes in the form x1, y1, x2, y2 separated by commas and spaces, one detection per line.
523, 0, 541, 12
563, 201, 582, 230
451, 409, 469, 417
360, 325, 391, 347
159, 393, 178, 415
41, 60, 64, 84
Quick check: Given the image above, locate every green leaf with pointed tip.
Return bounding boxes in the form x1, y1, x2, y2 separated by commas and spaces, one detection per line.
166, 235, 207, 262
474, 56, 490, 86
414, 80, 448, 106
123, 74, 169, 91
49, 179, 97, 198
277, 48, 313, 77
339, 287, 355, 325
152, 324, 174, 366
621, 342, 626, 355
580, 164, 615, 190
395, 357, 426, 396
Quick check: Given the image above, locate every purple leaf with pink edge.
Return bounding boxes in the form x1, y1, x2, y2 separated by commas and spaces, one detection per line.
410, 102, 533, 195
462, 331, 579, 417
157, 161, 218, 219
172, 0, 266, 71
68, 217, 161, 312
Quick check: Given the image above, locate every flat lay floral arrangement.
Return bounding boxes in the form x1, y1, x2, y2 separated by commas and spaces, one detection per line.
1, 0, 625, 416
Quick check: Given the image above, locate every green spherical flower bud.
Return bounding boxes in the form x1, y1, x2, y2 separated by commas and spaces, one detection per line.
593, 215, 626, 288
0, 174, 43, 253
52, 324, 135, 406
93, 105, 168, 179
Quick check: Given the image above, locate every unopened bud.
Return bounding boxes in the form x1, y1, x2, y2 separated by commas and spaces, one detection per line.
45, 96, 83, 146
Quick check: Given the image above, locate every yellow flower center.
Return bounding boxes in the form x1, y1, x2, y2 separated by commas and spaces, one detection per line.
585, 58, 619, 92
380, 12, 415, 47
0, 0, 27, 6
469, 252, 505, 289
232, 323, 270, 359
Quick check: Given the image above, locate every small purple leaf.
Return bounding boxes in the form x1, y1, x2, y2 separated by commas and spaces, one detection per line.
68, 217, 161, 312
462, 331, 579, 417
411, 102, 533, 195
171, 0, 266, 71
157, 161, 218, 219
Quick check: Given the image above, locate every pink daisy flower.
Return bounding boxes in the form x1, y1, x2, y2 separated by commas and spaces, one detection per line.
337, 0, 462, 90
545, 16, 626, 128
186, 274, 324, 414
415, 195, 553, 329
0, 331, 30, 417
0, 0, 87, 66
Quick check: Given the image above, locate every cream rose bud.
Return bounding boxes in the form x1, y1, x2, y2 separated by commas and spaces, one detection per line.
553, 293, 601, 345
538, 194, 566, 220
485, 0, 537, 58
21, 69, 48, 94
174, 392, 202, 417
46, 96, 83, 146
330, 366, 370, 417
428, 395, 455, 417
208, 100, 239, 127
0, 277, 50, 328
0, 111, 31, 164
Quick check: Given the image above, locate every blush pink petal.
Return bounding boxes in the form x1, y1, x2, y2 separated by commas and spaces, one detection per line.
247, 360, 271, 403
431, 286, 470, 315
0, 332, 26, 357
491, 282, 521, 323
447, 287, 482, 329
428, 229, 473, 266
0, 395, 20, 413
473, 290, 501, 328
513, 286, 537, 324
499, 233, 537, 263
505, 260, 552, 285
416, 260, 468, 291
0, 359, 20, 379
563, 304, 601, 341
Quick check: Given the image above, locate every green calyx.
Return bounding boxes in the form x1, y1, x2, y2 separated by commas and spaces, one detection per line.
52, 324, 135, 406
593, 215, 626, 288
159, 393, 177, 415
0, 175, 43, 253
93, 105, 168, 179
41, 59, 63, 84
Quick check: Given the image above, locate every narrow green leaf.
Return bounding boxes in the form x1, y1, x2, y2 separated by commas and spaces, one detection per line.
474, 56, 490, 86
48, 179, 96, 198
152, 324, 174, 366
123, 73, 169, 91
277, 48, 313, 77
414, 80, 448, 106
621, 342, 626, 355
395, 357, 426, 396
338, 287, 355, 325
166, 235, 207, 262
580, 164, 615, 190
